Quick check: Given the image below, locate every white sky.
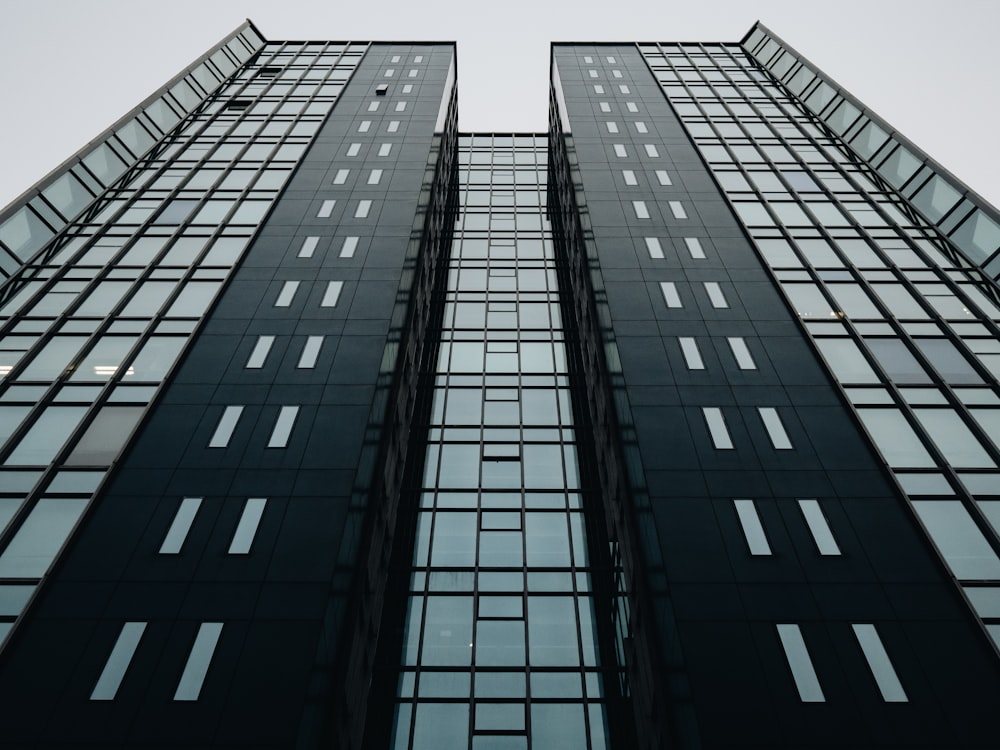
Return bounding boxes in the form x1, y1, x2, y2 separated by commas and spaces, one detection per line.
1, 0, 998, 209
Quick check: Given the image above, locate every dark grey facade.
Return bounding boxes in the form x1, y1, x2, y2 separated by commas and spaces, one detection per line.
1, 19, 1000, 750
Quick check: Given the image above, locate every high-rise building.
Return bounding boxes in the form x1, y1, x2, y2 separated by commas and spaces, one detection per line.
1, 18, 1000, 749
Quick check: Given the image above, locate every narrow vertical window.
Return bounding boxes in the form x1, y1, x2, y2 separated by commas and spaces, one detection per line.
333, 169, 350, 185
355, 200, 372, 219
159, 497, 202, 554
298, 236, 319, 258
613, 144, 627, 158
606, 122, 619, 134
703, 407, 733, 449
209, 406, 243, 448
733, 499, 771, 555
727, 337, 757, 370
378, 143, 392, 156
653, 170, 671, 187
759, 407, 792, 449
91, 622, 146, 701
660, 282, 682, 308
321, 281, 344, 307
387, 120, 400, 133
174, 622, 224, 701
704, 281, 729, 308
358, 120, 371, 133
245, 335, 275, 369
346, 143, 361, 156
632, 201, 650, 219
268, 406, 299, 448
798, 499, 840, 555
669, 200, 687, 219
622, 170, 638, 186
228, 498, 267, 554
776, 624, 825, 702
645, 237, 664, 259
298, 336, 324, 368
395, 101, 406, 112
274, 280, 299, 307
618, 84, 630, 94
317, 200, 336, 218
852, 624, 908, 702
684, 237, 706, 259
340, 236, 359, 258
678, 337, 704, 369
626, 102, 639, 112
644, 144, 659, 157
368, 169, 383, 185
635, 121, 648, 133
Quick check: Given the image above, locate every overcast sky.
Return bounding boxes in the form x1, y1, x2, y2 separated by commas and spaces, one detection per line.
1, 0, 998, 209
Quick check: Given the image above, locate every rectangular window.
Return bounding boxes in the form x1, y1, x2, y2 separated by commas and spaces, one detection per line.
268, 406, 298, 448
703, 407, 734, 449
340, 236, 359, 258
679, 337, 704, 369
358, 120, 371, 133
727, 337, 756, 370
346, 143, 361, 156
402, 84, 413, 93
606, 122, 619, 134
632, 201, 650, 219
612, 69, 623, 79
588, 70, 598, 79
367, 101, 379, 112
644, 144, 659, 158
298, 336, 324, 368
655, 170, 672, 186
622, 170, 638, 186
684, 237, 705, 259
333, 169, 349, 185
91, 622, 146, 701
704, 281, 728, 308
599, 102, 611, 113
759, 407, 792, 449
174, 622, 223, 701
355, 200, 372, 219
395, 101, 406, 112
387, 120, 400, 133
607, 56, 617, 64
798, 499, 841, 555
669, 200, 687, 219
413, 55, 423, 63
635, 121, 648, 133
159, 497, 202, 554
776, 624, 825, 702
583, 55, 593, 63
645, 237, 664, 259
317, 200, 335, 218
613, 144, 627, 158
378, 143, 392, 156
209, 406, 243, 448
321, 281, 344, 307
660, 282, 682, 308
384, 69, 395, 77
852, 624, 908, 702
407, 69, 418, 78
274, 280, 300, 307
298, 236, 319, 258
245, 336, 274, 369
619, 84, 630, 94
594, 84, 604, 94
228, 497, 267, 554
734, 499, 771, 555
368, 169, 383, 185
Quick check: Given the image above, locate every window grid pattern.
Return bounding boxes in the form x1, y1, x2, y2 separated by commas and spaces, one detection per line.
640, 40, 1000, 641
390, 135, 611, 750
0, 40, 366, 643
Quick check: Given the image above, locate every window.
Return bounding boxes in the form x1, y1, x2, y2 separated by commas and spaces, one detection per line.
655, 170, 672, 186
395, 100, 407, 112
599, 102, 611, 113
368, 169, 383, 185
347, 143, 361, 156
704, 282, 728, 308
390, 55, 400, 62
384, 69, 395, 78
727, 337, 756, 370
367, 101, 380, 112
644, 144, 659, 158
378, 143, 392, 157
388, 120, 400, 133
268, 406, 298, 448
298, 336, 323, 368
340, 236, 359, 258
333, 169, 350, 185
408, 68, 418, 78
317, 200, 335, 218
619, 84, 630, 94
209, 406, 243, 448
375, 84, 388, 96
612, 70, 623, 79
358, 120, 371, 133
174, 622, 223, 701
684, 237, 705, 259
321, 281, 344, 307
298, 236, 319, 258
413, 55, 423, 63
159, 497, 202, 554
758, 407, 792, 449
660, 282, 682, 308
669, 201, 687, 219
91, 622, 146, 701
776, 624, 825, 702
678, 337, 704, 369
593, 84, 604, 94
734, 499, 771, 555
626, 101, 638, 113
606, 122, 619, 134
355, 200, 372, 219
852, 624, 907, 702
635, 121, 648, 133
912, 500, 1000, 578
607, 56, 617, 63
402, 84, 413, 93
229, 498, 267, 554
632, 201, 650, 219
798, 499, 840, 555
703, 407, 733, 449
245, 336, 274, 369
622, 170, 638, 186
274, 280, 300, 307
613, 144, 627, 158
583, 55, 593, 63
645, 237, 664, 259
588, 70, 598, 79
